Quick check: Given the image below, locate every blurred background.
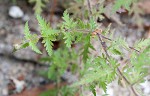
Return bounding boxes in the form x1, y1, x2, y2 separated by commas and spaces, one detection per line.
0, 0, 150, 96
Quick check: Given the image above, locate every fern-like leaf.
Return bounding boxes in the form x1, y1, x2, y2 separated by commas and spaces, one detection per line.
13, 42, 29, 52
81, 34, 95, 63
36, 15, 58, 56
24, 21, 31, 39
48, 48, 70, 80
61, 11, 78, 48
89, 18, 97, 30
24, 22, 41, 54
62, 11, 77, 29
72, 56, 117, 93
99, 81, 107, 93
108, 36, 128, 55
42, 38, 53, 56
63, 32, 72, 48
134, 38, 150, 50
90, 85, 96, 96
29, 34, 42, 54
29, 0, 49, 14
113, 0, 137, 12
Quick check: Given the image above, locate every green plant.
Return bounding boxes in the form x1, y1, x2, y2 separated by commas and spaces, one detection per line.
12, 0, 17, 4
113, 0, 138, 12
15, 0, 150, 96
28, 0, 49, 14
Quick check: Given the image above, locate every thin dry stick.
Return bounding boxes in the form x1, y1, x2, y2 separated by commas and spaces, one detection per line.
87, 0, 92, 17
50, 0, 57, 23
96, 33, 139, 96
129, 46, 140, 53
72, 29, 139, 53
96, 34, 140, 53
97, 33, 110, 58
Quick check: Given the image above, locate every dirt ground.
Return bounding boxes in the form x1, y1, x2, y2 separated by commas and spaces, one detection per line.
0, 0, 150, 96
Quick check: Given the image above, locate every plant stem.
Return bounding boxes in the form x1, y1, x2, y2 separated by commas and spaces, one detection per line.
131, 86, 139, 96
97, 33, 110, 58
129, 46, 140, 53
96, 33, 140, 53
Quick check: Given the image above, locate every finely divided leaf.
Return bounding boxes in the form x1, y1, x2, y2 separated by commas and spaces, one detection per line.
24, 21, 31, 39
24, 22, 41, 54
29, 35, 41, 54
42, 38, 53, 56
29, 0, 49, 14
13, 42, 29, 52
108, 37, 128, 55
134, 38, 150, 50
81, 34, 95, 63
113, 0, 138, 12
61, 11, 78, 48
90, 85, 96, 96
63, 32, 72, 48
89, 18, 97, 30
36, 15, 58, 56
99, 81, 107, 93
62, 11, 77, 29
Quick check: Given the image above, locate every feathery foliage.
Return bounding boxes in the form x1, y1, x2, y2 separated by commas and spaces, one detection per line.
24, 22, 41, 54
113, 0, 138, 12
16, 0, 150, 95
61, 11, 78, 48
125, 43, 150, 84
28, 0, 49, 14
72, 56, 117, 93
108, 36, 128, 55
48, 48, 69, 80
134, 38, 150, 50
37, 15, 58, 56
81, 34, 94, 63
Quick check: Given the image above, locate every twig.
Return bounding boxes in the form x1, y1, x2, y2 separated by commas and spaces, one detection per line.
50, 0, 57, 23
87, 0, 92, 17
129, 46, 140, 53
71, 28, 140, 54
100, 34, 112, 41
116, 68, 130, 85
131, 86, 139, 96
96, 33, 140, 53
96, 33, 110, 58
97, 33, 130, 84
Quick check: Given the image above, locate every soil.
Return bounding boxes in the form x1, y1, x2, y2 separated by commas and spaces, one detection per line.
0, 0, 150, 96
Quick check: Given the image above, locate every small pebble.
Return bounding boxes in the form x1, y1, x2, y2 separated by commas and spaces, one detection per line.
22, 14, 30, 22
9, 6, 24, 18
2, 88, 8, 96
